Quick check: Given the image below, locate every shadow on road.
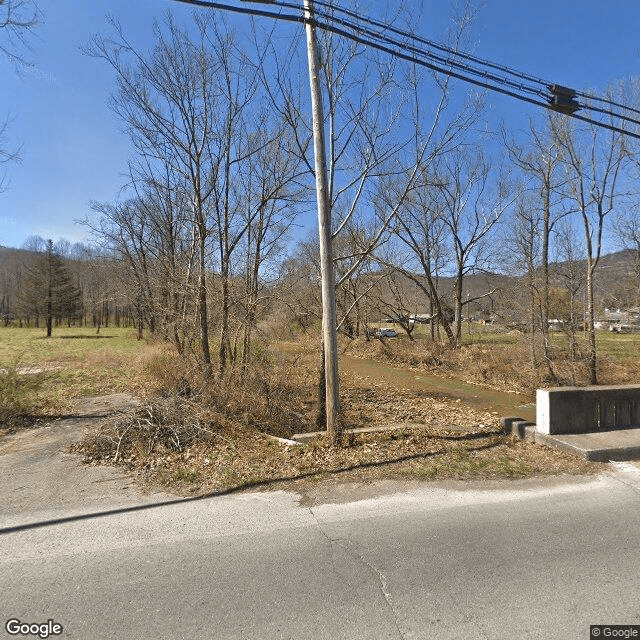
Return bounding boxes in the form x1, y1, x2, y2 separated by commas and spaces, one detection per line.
0, 438, 503, 536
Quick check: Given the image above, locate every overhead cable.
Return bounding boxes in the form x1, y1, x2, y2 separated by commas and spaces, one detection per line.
302, 0, 640, 119
168, 0, 640, 140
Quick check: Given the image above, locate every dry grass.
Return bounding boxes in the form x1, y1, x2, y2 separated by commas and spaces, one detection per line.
1, 326, 608, 493
72, 403, 598, 494
132, 342, 317, 438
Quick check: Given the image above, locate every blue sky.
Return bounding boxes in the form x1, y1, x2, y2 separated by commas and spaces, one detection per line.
0, 0, 639, 249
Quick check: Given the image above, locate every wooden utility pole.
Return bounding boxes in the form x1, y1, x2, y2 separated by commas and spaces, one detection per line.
303, 0, 340, 444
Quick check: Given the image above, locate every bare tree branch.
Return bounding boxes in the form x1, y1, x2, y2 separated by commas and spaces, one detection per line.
0, 0, 41, 68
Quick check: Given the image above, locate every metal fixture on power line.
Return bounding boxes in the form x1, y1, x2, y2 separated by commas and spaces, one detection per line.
547, 84, 581, 114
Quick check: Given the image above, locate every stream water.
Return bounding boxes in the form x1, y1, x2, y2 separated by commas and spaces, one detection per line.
341, 354, 536, 422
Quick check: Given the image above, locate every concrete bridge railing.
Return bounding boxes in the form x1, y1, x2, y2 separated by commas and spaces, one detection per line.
536, 385, 640, 435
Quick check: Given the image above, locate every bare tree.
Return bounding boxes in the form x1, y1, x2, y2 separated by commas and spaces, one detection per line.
503, 114, 569, 376
88, 13, 243, 375
553, 217, 587, 380
613, 203, 640, 307
88, 12, 305, 378
0, 116, 21, 192
551, 104, 629, 384
391, 149, 508, 347
368, 270, 422, 340
259, 0, 485, 437
87, 189, 196, 347
354, 0, 488, 348
331, 223, 382, 338
377, 173, 454, 343
0, 0, 41, 189
87, 13, 223, 373
258, 6, 412, 438
237, 124, 305, 369
508, 192, 544, 369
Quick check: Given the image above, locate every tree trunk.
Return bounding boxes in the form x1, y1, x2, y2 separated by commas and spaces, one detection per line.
219, 261, 230, 377
540, 185, 556, 381
586, 262, 597, 384
197, 222, 212, 377
453, 267, 464, 348
136, 305, 143, 340
46, 274, 52, 338
529, 271, 537, 371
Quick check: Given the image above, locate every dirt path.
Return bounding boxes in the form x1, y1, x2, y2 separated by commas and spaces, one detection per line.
0, 394, 170, 527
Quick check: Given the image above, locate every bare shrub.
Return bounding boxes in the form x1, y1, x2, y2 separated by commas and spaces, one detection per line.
200, 359, 313, 439
346, 334, 587, 394
596, 356, 639, 387
79, 343, 316, 464
347, 330, 635, 394
136, 343, 314, 436
78, 396, 224, 462
345, 337, 452, 370
137, 343, 199, 395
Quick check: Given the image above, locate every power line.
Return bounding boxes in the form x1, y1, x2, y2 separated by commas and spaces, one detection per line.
295, 1, 640, 138
170, 0, 304, 25
291, 0, 640, 135
302, 0, 640, 119
168, 0, 640, 139
284, 0, 550, 95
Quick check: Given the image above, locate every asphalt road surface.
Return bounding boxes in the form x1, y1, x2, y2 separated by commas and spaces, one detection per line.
2, 467, 640, 640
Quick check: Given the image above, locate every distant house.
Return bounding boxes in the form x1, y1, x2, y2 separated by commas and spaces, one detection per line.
604, 307, 640, 323
382, 313, 432, 326
603, 307, 640, 331
548, 319, 564, 332
409, 314, 432, 324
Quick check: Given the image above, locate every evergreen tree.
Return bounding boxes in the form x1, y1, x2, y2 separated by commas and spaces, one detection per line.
17, 239, 83, 336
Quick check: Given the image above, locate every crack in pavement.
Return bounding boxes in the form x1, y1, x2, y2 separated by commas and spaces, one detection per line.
307, 505, 408, 640
608, 467, 640, 497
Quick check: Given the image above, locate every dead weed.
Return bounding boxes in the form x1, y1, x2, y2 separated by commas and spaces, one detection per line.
345, 333, 640, 394
71, 342, 602, 495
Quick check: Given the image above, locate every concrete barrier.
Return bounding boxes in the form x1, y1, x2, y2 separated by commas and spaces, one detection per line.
536, 385, 640, 435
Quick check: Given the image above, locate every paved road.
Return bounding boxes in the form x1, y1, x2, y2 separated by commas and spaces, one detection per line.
2, 468, 640, 640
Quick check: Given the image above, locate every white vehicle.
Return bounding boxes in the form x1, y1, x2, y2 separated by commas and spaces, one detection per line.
375, 327, 398, 338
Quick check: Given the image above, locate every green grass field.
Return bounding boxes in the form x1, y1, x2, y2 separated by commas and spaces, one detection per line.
0, 325, 145, 366
543, 329, 640, 360
594, 331, 640, 359
0, 326, 150, 411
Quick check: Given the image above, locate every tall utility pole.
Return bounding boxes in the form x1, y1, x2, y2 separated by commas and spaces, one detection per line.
303, 0, 340, 444
242, 0, 340, 442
